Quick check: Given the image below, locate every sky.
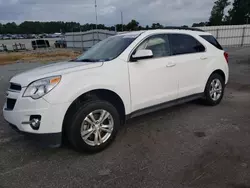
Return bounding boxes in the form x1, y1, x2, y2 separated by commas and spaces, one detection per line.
0, 0, 216, 26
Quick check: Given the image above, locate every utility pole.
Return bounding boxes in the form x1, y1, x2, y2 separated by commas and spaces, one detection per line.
121, 11, 124, 32
95, 0, 98, 30
94, 0, 99, 43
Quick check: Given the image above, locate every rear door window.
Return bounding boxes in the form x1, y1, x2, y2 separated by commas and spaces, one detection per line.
200, 35, 223, 50
168, 34, 205, 55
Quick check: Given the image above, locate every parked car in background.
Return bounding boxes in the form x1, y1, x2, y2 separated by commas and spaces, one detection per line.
2, 35, 11, 40
16, 35, 24, 39
54, 40, 67, 48
3, 28, 229, 153
31, 34, 38, 39
21, 34, 28, 39
39, 33, 48, 38
31, 39, 50, 50
11, 35, 18, 39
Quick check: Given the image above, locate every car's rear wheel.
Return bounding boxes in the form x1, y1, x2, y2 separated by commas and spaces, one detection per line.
203, 73, 225, 106
66, 100, 120, 153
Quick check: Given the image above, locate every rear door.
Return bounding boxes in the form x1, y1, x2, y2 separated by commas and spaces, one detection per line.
167, 33, 209, 98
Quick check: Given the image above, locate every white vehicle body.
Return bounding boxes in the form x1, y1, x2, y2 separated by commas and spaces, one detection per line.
3, 29, 229, 148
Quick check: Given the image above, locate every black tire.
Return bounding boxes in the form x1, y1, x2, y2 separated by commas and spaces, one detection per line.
203, 73, 225, 106
66, 100, 120, 153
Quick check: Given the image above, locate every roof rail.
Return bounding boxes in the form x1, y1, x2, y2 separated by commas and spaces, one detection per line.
163, 26, 204, 32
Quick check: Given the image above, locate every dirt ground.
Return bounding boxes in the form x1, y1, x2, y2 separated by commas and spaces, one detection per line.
0, 49, 82, 65
0, 47, 250, 188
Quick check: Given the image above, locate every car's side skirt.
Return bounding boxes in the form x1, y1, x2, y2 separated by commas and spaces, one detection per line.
126, 93, 204, 120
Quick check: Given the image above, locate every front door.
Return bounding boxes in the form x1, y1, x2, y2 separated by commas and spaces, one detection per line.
128, 34, 178, 112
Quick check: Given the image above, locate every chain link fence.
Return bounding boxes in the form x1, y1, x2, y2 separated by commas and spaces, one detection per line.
196, 24, 250, 47
65, 30, 116, 51
65, 25, 250, 50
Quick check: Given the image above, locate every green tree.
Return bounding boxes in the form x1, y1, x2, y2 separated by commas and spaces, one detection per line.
2, 22, 18, 34
209, 0, 230, 25
115, 24, 126, 32
0, 23, 3, 33
138, 25, 145, 30
126, 20, 139, 31
0, 20, 171, 34
151, 23, 163, 29
226, 0, 250, 25
192, 22, 209, 27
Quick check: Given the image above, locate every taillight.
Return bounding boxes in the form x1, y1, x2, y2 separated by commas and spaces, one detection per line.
224, 52, 229, 63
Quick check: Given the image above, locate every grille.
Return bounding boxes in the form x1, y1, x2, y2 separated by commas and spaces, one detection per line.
10, 83, 21, 91
6, 98, 16, 110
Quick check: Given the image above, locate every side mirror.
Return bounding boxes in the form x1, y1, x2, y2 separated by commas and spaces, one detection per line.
131, 49, 153, 61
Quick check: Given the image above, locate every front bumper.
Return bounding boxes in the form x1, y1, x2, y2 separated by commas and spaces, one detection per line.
3, 88, 71, 147
8, 123, 62, 147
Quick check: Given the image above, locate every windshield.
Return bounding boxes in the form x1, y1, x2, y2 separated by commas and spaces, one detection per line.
75, 35, 137, 62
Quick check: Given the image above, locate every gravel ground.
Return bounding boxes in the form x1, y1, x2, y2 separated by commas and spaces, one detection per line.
0, 47, 250, 188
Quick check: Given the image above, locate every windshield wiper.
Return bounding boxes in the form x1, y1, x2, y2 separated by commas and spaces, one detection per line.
77, 59, 97, 62
70, 58, 106, 62
70, 58, 97, 62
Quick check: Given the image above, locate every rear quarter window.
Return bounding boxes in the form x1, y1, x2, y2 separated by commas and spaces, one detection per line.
200, 35, 223, 50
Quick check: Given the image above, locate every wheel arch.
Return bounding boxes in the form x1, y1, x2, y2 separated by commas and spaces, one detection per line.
211, 69, 226, 83
62, 89, 126, 136
204, 69, 226, 91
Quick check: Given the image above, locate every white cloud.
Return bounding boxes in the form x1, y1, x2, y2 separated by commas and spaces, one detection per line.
10, 0, 19, 4
0, 0, 215, 26
99, 6, 117, 16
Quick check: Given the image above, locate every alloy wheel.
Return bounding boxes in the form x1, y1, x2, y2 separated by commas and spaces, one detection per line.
209, 78, 222, 101
80, 109, 114, 146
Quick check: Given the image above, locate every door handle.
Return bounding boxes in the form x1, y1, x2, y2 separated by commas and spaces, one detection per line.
166, 62, 176, 67
200, 56, 208, 60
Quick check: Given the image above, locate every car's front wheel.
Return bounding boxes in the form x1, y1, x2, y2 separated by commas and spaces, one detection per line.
204, 73, 225, 106
66, 100, 120, 153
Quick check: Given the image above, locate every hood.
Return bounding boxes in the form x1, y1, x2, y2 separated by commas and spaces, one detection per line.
10, 61, 103, 87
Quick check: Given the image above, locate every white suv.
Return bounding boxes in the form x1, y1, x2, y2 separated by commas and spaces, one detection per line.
3, 29, 229, 152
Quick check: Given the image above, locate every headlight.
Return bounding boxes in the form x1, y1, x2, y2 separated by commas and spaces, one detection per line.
23, 76, 61, 99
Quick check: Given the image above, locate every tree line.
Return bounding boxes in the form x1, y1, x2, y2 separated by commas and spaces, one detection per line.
192, 0, 250, 27
0, 20, 184, 34
0, 0, 249, 34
